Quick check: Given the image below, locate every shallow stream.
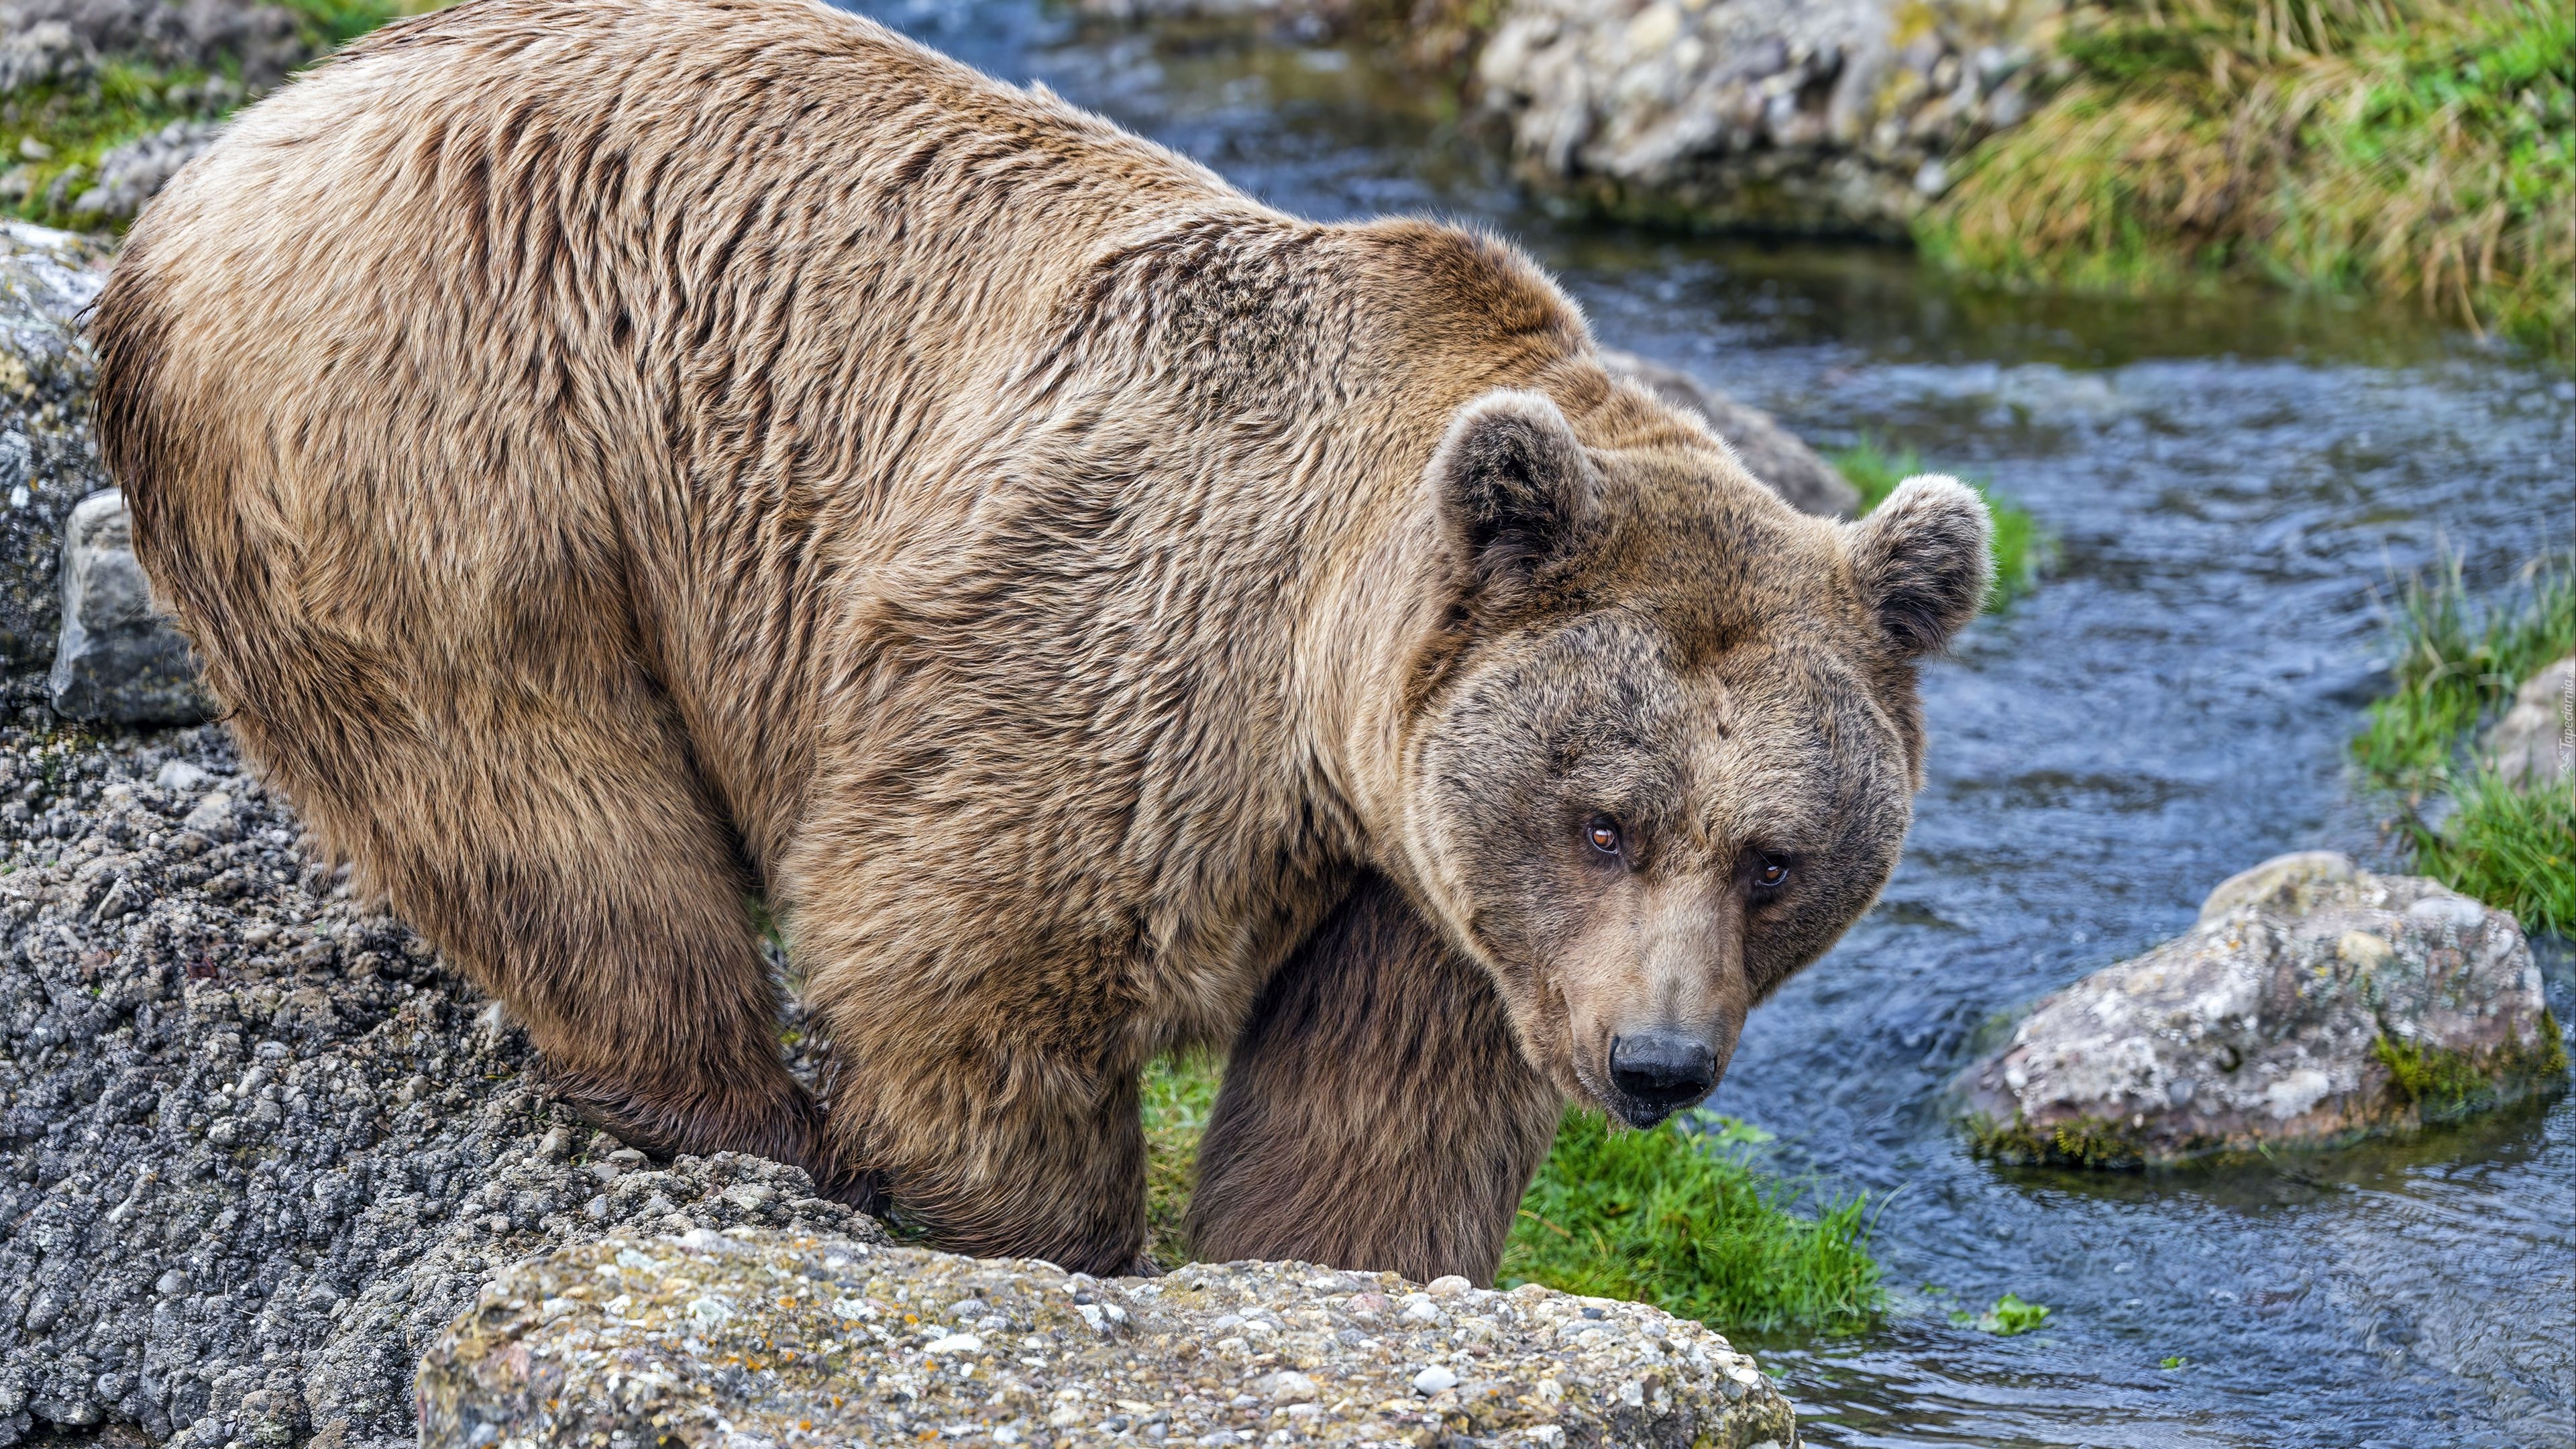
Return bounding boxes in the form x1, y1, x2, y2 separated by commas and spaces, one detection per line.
835, 5, 2575, 1442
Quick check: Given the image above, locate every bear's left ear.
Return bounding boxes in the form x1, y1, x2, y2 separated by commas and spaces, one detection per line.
1844, 474, 1993, 656
1430, 389, 1600, 602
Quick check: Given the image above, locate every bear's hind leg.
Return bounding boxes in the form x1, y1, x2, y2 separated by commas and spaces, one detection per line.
1186, 873, 1564, 1285
221, 655, 839, 1195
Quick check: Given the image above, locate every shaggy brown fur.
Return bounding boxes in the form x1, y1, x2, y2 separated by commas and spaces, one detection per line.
90, 0, 1988, 1277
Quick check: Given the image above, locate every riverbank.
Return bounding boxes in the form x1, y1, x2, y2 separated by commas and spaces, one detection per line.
1921, 0, 2574, 363
9, 0, 2567, 358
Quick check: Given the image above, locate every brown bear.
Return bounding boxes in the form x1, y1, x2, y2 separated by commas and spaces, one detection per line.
91, 0, 1989, 1279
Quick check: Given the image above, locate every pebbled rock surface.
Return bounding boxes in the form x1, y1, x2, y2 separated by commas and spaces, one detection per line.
1599, 347, 1858, 518
46, 488, 213, 722
0, 221, 111, 684
1955, 851, 2567, 1169
1476, 0, 2065, 235
2487, 655, 2573, 792
0, 722, 884, 1449
420, 1230, 1803, 1449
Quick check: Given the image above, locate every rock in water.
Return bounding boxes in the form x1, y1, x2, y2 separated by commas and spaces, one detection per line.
419, 1233, 1803, 1449
2487, 655, 2573, 790
47, 488, 215, 722
1956, 851, 2567, 1168
1599, 349, 1860, 518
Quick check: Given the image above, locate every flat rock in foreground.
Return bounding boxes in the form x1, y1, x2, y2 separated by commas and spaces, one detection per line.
418, 1232, 1802, 1449
1956, 851, 2566, 1168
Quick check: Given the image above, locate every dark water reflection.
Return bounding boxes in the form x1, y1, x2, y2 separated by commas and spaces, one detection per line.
838, 3, 2576, 1442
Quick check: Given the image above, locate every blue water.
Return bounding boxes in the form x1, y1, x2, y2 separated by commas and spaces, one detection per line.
841, 4, 2576, 1442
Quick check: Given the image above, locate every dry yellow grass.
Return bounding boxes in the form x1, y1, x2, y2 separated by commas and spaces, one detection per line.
1923, 0, 2573, 357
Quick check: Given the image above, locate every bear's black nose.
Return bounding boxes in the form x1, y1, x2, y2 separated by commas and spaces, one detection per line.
1609, 1032, 1717, 1125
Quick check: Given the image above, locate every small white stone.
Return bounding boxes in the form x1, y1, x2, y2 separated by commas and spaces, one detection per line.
1428, 1275, 1472, 1296
924, 1332, 982, 1354
1268, 1371, 1317, 1403
1411, 1365, 1458, 1395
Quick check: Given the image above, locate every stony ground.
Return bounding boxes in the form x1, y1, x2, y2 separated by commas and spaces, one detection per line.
419, 1230, 1800, 1448
0, 722, 882, 1449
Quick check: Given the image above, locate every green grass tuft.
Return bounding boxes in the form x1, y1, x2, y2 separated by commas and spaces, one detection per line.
1497, 1108, 1883, 1334
1138, 1059, 1884, 1334
1954, 1292, 2051, 1335
1826, 438, 2050, 611
1920, 0, 2576, 360
1142, 1054, 1222, 1268
2352, 553, 2575, 932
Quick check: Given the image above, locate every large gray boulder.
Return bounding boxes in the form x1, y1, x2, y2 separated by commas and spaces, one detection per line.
1956, 851, 2566, 1168
2487, 655, 2572, 791
0, 219, 111, 686
1476, 0, 2063, 235
1599, 348, 1859, 517
48, 488, 215, 723
419, 1231, 1803, 1449
0, 724, 882, 1448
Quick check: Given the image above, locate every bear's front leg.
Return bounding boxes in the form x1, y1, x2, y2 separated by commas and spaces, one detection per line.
1187, 871, 1566, 1285
818, 1012, 1153, 1276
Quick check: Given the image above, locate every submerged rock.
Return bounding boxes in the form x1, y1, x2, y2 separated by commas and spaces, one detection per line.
0, 724, 881, 1448
47, 488, 214, 722
1599, 349, 1859, 518
1956, 851, 2566, 1169
1476, 0, 2063, 235
2487, 655, 2572, 791
420, 1232, 1803, 1449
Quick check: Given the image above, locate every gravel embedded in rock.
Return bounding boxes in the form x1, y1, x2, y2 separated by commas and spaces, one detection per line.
419, 1232, 1804, 1448
0, 722, 883, 1448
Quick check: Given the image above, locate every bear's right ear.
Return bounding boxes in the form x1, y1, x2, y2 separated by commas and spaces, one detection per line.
1844, 474, 1993, 657
1430, 390, 1599, 602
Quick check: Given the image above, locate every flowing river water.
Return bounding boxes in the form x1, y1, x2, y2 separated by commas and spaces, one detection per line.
834, 4, 2576, 1442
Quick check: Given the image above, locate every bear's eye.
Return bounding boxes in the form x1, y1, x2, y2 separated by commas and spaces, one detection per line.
1586, 816, 1623, 857
1752, 854, 1791, 890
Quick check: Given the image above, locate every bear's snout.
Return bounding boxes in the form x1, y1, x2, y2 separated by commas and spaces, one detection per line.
1606, 1029, 1719, 1128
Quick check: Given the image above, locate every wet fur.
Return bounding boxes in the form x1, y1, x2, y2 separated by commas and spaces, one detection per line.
89, 0, 1985, 1277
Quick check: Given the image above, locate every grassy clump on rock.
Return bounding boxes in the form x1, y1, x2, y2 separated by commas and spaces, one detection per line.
1920, 0, 2575, 360
1827, 439, 2048, 611
2353, 554, 2574, 932
1142, 1057, 1884, 1334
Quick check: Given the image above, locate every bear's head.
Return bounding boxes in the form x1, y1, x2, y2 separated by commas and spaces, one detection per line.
1394, 388, 1990, 1128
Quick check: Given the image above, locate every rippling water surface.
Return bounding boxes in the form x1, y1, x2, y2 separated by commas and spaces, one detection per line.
835, 5, 2576, 1442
